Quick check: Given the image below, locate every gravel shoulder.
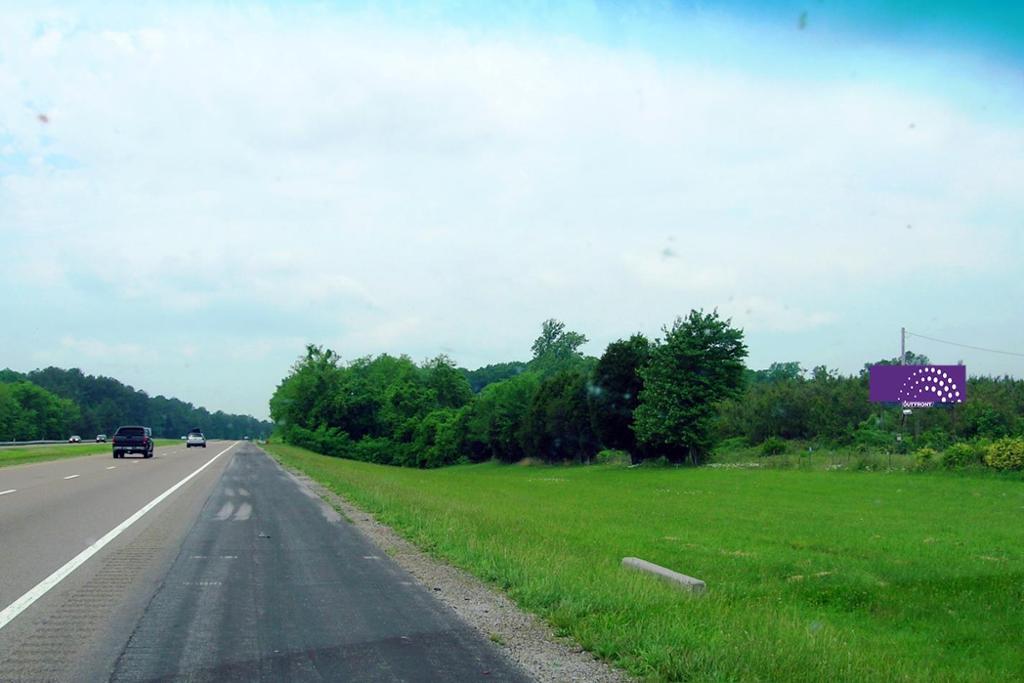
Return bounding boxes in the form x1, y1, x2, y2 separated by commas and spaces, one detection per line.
273, 455, 632, 683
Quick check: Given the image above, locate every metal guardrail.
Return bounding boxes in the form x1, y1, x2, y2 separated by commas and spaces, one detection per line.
0, 440, 85, 448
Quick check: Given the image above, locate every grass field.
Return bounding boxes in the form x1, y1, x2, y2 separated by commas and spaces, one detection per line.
0, 439, 181, 469
266, 442, 1024, 682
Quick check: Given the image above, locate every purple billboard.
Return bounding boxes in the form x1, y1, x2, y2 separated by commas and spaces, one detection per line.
869, 365, 966, 407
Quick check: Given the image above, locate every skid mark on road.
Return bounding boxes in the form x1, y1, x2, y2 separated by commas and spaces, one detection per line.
214, 502, 234, 520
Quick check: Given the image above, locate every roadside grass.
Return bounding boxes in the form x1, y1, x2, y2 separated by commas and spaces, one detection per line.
0, 439, 180, 469
266, 442, 1024, 682
711, 441, 1022, 478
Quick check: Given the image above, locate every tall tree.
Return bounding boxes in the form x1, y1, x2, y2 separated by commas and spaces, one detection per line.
423, 355, 474, 408
526, 369, 598, 463
590, 334, 650, 459
528, 319, 589, 376
634, 310, 748, 464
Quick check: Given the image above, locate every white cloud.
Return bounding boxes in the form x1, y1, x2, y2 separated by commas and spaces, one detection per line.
41, 336, 159, 364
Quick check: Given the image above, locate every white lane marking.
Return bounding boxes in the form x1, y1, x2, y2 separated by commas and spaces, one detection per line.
215, 501, 235, 520
106, 466, 116, 470
0, 441, 238, 632
0, 489, 15, 496
63, 475, 80, 480
233, 502, 252, 521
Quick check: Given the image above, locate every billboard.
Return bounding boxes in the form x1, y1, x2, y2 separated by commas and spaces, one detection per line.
869, 365, 966, 407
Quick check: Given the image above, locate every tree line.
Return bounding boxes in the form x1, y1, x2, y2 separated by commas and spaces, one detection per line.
272, 314, 1024, 468
271, 310, 748, 467
0, 367, 272, 441
716, 355, 1024, 451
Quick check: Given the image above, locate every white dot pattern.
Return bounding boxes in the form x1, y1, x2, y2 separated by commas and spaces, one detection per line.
896, 366, 965, 404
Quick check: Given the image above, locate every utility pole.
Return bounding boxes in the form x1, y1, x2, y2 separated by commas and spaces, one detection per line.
900, 327, 906, 364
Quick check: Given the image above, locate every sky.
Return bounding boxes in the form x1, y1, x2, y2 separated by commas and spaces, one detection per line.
1, 1, 1022, 420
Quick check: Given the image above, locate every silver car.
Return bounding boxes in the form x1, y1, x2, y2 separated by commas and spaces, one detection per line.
186, 432, 207, 448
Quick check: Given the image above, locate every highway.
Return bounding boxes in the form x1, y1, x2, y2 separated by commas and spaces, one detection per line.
0, 442, 529, 681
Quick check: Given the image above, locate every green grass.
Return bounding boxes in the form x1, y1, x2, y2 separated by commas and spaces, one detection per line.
0, 439, 180, 469
265, 442, 1024, 682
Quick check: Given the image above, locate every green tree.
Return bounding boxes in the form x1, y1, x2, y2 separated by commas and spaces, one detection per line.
461, 372, 541, 463
634, 310, 748, 463
529, 319, 589, 376
270, 345, 343, 433
526, 369, 598, 463
423, 355, 474, 408
590, 334, 650, 459
460, 362, 528, 393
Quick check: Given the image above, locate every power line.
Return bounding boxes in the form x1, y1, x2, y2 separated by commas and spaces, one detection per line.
906, 331, 1024, 359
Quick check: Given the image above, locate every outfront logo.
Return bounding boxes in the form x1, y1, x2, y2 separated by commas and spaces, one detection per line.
869, 365, 967, 407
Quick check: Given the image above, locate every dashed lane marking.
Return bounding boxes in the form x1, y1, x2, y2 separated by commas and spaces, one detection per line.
63, 475, 80, 480
0, 489, 15, 496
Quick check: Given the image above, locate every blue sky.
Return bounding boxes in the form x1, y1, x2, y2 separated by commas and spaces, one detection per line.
1, 1, 1022, 419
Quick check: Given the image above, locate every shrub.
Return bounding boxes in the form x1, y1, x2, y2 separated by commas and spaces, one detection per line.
918, 429, 953, 452
942, 442, 981, 469
352, 436, 398, 465
912, 447, 939, 471
983, 437, 1024, 471
853, 424, 891, 453
761, 436, 788, 456
285, 424, 352, 458
595, 449, 631, 465
851, 454, 884, 471
716, 436, 750, 451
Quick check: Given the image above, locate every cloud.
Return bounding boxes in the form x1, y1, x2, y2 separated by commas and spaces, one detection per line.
36, 336, 160, 365
1, 2, 1022, 417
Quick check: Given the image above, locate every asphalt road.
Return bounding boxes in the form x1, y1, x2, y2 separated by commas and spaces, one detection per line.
0, 441, 530, 682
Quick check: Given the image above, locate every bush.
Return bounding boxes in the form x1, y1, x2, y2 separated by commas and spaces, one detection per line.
285, 424, 352, 458
595, 449, 631, 465
761, 436, 788, 456
942, 442, 981, 469
352, 436, 399, 465
716, 436, 749, 451
983, 437, 1024, 471
853, 424, 891, 453
912, 447, 939, 471
918, 429, 953, 452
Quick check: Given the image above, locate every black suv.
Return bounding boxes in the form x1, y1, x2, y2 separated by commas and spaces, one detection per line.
112, 426, 154, 458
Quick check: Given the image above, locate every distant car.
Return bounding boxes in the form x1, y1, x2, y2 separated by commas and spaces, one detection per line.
96, 434, 107, 443
186, 431, 207, 448
180, 435, 187, 440
112, 425, 154, 458
68, 435, 81, 443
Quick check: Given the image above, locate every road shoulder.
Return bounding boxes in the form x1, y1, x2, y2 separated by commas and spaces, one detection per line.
267, 449, 631, 683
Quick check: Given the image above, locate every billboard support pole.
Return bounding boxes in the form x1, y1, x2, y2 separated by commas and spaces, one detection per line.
898, 327, 906, 458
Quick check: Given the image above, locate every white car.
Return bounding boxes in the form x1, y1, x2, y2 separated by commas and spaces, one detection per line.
186, 432, 207, 448
68, 435, 81, 443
